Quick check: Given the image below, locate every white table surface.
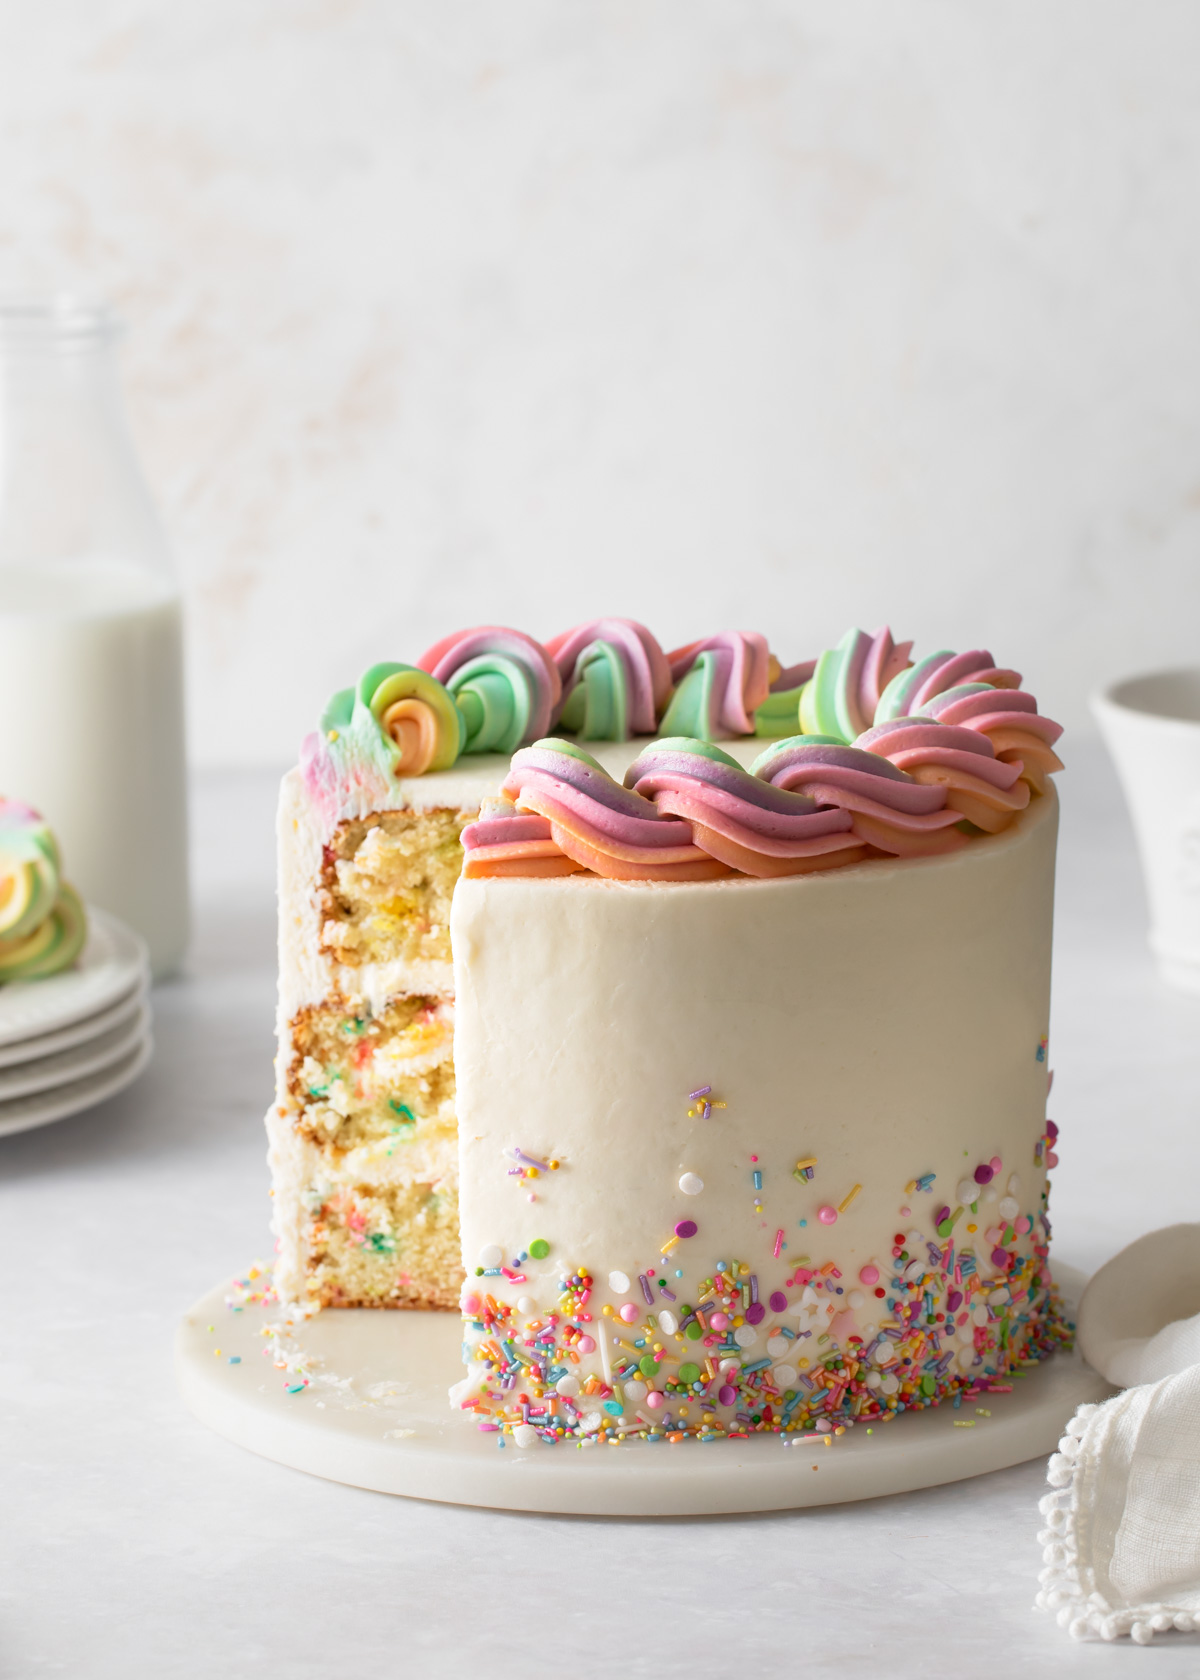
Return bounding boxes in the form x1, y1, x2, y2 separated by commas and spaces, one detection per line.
6, 743, 1200, 1678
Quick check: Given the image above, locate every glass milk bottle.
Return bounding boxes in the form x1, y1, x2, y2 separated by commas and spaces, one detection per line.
0, 298, 188, 977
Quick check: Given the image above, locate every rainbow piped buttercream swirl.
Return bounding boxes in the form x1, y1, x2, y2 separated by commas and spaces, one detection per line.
624, 739, 863, 877
0, 800, 87, 980
419, 627, 561, 755
661, 632, 772, 740
874, 647, 1020, 724
459, 743, 720, 880
753, 655, 818, 738
546, 618, 671, 741
856, 717, 1030, 833
359, 663, 464, 775
799, 627, 915, 743
914, 686, 1065, 794
494, 739, 725, 881
751, 736, 967, 857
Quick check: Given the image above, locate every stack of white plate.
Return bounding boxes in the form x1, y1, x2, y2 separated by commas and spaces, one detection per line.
0, 908, 152, 1140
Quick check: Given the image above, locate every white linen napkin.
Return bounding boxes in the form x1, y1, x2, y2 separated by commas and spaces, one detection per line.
1037, 1366, 1200, 1643
1037, 1226, 1200, 1644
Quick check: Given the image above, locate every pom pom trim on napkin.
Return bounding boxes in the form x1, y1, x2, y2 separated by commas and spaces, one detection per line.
1037, 1364, 1200, 1644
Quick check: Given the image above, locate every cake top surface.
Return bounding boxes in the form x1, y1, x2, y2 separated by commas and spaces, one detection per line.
298, 618, 1063, 878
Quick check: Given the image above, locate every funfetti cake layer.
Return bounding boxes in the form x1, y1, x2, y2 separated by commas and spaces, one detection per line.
451, 788, 1065, 1443
268, 724, 765, 1308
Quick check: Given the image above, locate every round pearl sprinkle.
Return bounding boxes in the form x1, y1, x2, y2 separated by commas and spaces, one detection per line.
718, 1384, 737, 1406
768, 1290, 787, 1314
678, 1172, 703, 1196
619, 1303, 639, 1323
990, 1155, 1003, 1173
674, 1219, 698, 1239
818, 1205, 838, 1225
858, 1263, 879, 1286
462, 1293, 481, 1315
1015, 1214, 1031, 1233
478, 1243, 503, 1268
709, 1311, 729, 1331
608, 1270, 631, 1294
576, 1335, 596, 1354
516, 1295, 535, 1314
646, 1390, 664, 1410
512, 1423, 538, 1447
745, 1302, 766, 1325
528, 1238, 551, 1259
555, 1375, 580, 1397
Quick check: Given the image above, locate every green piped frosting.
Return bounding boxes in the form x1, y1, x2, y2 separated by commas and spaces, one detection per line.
753, 686, 806, 737
647, 736, 743, 769
660, 653, 722, 740
320, 662, 464, 780
0, 800, 88, 982
557, 641, 629, 741
798, 629, 863, 743
447, 654, 534, 755
0, 882, 87, 980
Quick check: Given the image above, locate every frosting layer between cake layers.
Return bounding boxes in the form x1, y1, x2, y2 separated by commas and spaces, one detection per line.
450, 787, 1062, 1442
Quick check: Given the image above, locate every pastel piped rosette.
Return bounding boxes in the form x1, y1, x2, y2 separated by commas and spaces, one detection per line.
463, 739, 726, 882
661, 632, 773, 741
799, 626, 915, 742
545, 618, 672, 742
419, 626, 561, 756
357, 662, 464, 775
752, 654, 818, 737
913, 685, 1064, 795
624, 739, 865, 877
0, 799, 87, 981
751, 736, 968, 857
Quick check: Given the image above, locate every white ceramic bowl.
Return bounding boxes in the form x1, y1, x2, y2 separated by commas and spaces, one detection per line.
1093, 667, 1200, 993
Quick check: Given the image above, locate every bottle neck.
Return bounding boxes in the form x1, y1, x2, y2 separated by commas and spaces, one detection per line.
0, 299, 173, 584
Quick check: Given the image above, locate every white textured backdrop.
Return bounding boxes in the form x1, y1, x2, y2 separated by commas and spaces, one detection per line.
2, 1, 1199, 765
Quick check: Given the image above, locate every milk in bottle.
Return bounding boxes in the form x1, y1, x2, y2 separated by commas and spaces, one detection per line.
0, 301, 188, 976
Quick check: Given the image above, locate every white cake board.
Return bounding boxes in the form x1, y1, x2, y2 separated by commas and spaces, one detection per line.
177, 1263, 1108, 1516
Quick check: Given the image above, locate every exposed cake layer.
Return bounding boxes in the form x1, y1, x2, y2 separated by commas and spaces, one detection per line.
270, 740, 771, 1309
266, 1104, 461, 1309
450, 788, 1061, 1441
320, 810, 468, 975
287, 993, 455, 1152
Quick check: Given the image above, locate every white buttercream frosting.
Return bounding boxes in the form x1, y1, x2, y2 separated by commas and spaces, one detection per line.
450, 788, 1061, 1437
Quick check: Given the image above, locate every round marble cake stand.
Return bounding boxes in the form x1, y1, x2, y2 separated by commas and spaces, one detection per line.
176, 1263, 1109, 1516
